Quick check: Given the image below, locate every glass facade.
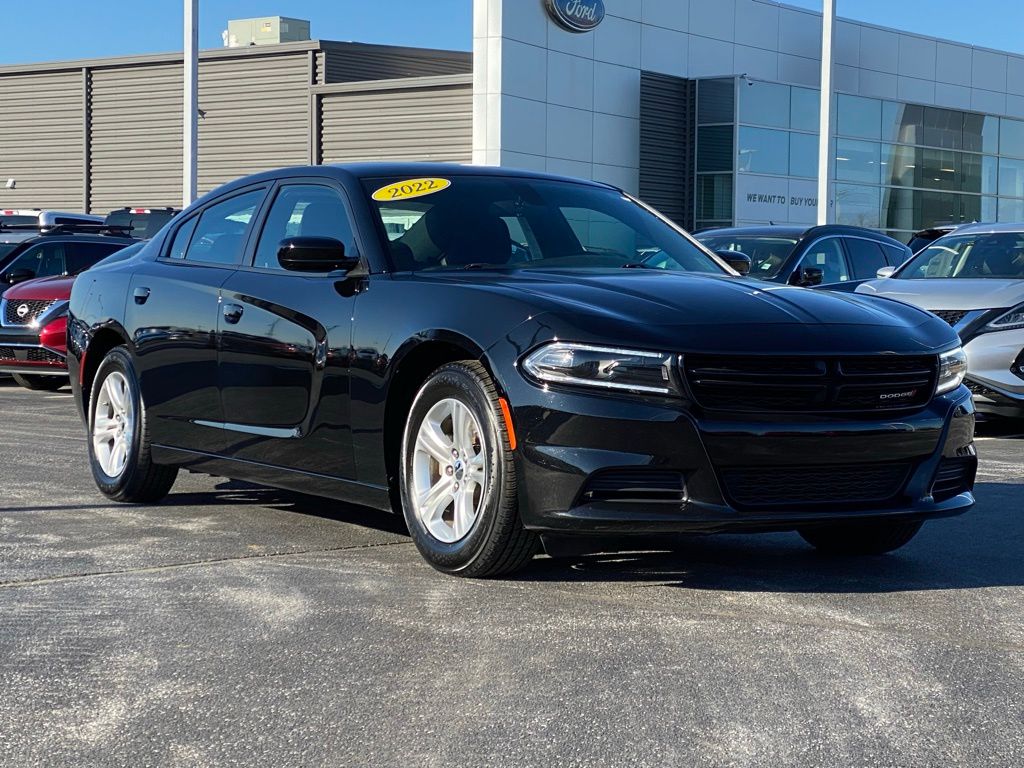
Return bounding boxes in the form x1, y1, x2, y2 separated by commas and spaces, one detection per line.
695, 79, 735, 229
694, 77, 1024, 238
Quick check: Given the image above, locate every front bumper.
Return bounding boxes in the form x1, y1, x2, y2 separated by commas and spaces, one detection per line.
508, 382, 977, 535
0, 326, 67, 377
962, 328, 1024, 416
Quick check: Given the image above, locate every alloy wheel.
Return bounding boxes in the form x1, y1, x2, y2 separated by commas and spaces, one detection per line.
411, 397, 489, 543
92, 371, 135, 478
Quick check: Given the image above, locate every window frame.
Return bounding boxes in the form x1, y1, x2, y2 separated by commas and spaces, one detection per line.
243, 179, 363, 274
158, 184, 270, 268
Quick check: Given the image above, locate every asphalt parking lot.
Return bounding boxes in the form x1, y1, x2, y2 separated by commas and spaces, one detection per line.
1, 378, 1022, 767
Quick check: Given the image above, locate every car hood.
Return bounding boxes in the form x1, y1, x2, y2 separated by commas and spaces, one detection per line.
421, 269, 955, 355
2, 274, 76, 301
856, 278, 1024, 311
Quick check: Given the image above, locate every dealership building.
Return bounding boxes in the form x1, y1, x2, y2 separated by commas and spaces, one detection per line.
3, 0, 1024, 240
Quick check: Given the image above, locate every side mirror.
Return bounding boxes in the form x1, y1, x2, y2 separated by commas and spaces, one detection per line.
5, 268, 36, 285
715, 249, 752, 276
876, 265, 897, 279
277, 237, 359, 274
789, 266, 824, 287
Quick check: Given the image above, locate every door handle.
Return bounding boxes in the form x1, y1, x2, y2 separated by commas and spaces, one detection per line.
222, 303, 244, 324
133, 286, 151, 305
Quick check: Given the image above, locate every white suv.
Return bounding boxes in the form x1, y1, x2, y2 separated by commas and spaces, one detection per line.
857, 223, 1024, 419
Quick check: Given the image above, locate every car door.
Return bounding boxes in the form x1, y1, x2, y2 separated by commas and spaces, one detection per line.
791, 236, 851, 287
124, 186, 268, 453
216, 180, 361, 479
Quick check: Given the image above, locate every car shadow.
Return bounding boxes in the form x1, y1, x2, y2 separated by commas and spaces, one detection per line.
180, 479, 411, 535
187, 479, 1024, 594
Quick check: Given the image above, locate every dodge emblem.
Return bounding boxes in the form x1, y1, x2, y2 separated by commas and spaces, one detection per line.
16, 303, 29, 318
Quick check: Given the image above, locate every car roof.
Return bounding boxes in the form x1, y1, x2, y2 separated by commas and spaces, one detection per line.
201, 163, 619, 202
2, 232, 137, 246
935, 221, 1024, 236
697, 226, 808, 239
696, 224, 908, 247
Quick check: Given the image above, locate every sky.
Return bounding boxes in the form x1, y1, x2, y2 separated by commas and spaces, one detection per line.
0, 0, 1021, 65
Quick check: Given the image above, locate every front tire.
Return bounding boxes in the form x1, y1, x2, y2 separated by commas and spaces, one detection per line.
87, 346, 178, 503
399, 361, 538, 578
12, 373, 67, 391
798, 519, 923, 555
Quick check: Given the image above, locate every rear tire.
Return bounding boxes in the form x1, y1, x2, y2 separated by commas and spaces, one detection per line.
798, 519, 923, 555
399, 361, 539, 578
87, 346, 178, 503
12, 373, 67, 391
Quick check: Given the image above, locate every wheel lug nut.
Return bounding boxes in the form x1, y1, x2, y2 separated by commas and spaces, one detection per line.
451, 449, 459, 458
453, 483, 460, 492
445, 466, 454, 476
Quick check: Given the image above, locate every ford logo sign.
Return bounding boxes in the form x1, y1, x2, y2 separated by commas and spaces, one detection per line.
546, 0, 605, 33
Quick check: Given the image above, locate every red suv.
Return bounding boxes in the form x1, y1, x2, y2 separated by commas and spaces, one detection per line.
1, 242, 142, 390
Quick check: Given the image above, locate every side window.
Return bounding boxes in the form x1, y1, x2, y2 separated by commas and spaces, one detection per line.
843, 238, 887, 279
4, 242, 65, 279
184, 189, 265, 265
253, 185, 355, 270
64, 242, 131, 274
168, 216, 199, 260
799, 239, 849, 284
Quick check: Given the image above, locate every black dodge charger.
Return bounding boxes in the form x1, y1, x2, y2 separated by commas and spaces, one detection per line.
67, 164, 977, 577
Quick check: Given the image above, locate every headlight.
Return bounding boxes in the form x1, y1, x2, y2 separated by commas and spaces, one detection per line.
935, 347, 968, 395
985, 302, 1024, 332
522, 342, 679, 395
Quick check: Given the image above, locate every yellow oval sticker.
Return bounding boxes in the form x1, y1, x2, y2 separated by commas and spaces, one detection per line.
372, 178, 452, 202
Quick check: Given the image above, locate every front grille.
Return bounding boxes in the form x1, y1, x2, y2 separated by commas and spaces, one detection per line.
721, 463, 912, 508
3, 299, 55, 326
931, 309, 968, 326
684, 354, 938, 413
931, 456, 977, 502
0, 346, 14, 360
577, 469, 686, 504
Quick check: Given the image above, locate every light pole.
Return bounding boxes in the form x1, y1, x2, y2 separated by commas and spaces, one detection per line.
183, 0, 198, 208
817, 0, 836, 225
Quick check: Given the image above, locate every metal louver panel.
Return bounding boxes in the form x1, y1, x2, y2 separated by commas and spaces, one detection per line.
639, 72, 695, 229
317, 44, 471, 84
197, 53, 311, 194
319, 76, 472, 165
0, 71, 83, 210
90, 64, 183, 212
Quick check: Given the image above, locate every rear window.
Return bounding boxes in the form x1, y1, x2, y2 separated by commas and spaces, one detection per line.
0, 215, 37, 226
105, 209, 178, 239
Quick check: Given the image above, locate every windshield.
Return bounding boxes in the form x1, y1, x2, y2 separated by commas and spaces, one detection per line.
362, 176, 724, 274
896, 232, 1024, 279
696, 234, 798, 279
0, 243, 20, 260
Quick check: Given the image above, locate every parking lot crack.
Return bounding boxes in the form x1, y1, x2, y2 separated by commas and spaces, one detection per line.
0, 540, 413, 589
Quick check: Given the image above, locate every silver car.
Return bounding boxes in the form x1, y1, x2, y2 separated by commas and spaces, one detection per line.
857, 223, 1024, 418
